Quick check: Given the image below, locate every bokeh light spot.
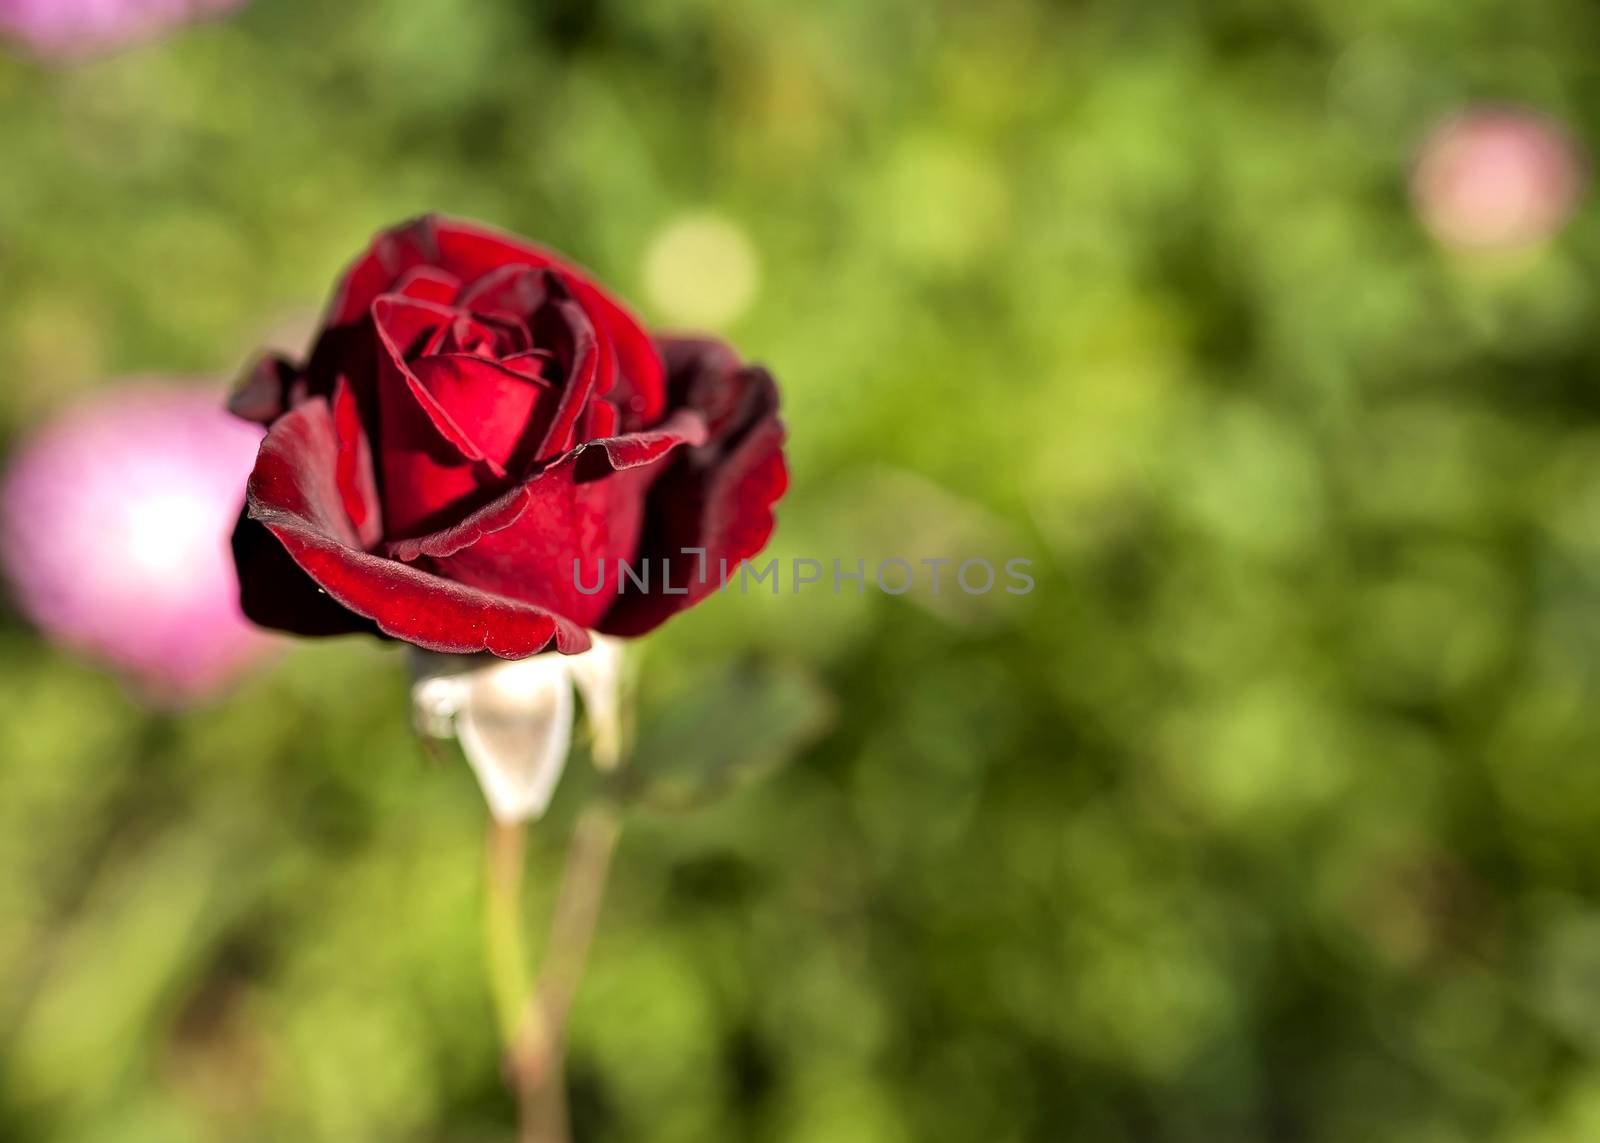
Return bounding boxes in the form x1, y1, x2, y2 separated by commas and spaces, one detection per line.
642, 214, 761, 329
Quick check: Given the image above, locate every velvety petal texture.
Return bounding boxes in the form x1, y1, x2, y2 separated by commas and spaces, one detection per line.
599, 338, 788, 636
230, 214, 786, 658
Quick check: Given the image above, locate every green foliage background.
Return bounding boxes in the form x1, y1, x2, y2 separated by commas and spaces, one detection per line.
5, 0, 1600, 1139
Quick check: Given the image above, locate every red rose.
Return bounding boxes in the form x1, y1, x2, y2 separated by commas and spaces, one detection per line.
230, 215, 786, 657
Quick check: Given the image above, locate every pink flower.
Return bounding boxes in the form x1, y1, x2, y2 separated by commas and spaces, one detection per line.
0, 0, 243, 58
1413, 108, 1586, 252
0, 383, 272, 703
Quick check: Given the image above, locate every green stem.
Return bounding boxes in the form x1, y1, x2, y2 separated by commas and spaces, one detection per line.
537, 801, 623, 1039
484, 802, 624, 1143
485, 818, 562, 1142
485, 818, 533, 1043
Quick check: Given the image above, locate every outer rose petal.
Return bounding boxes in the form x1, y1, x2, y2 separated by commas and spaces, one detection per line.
232, 508, 379, 639
386, 411, 708, 630
229, 353, 303, 425
242, 397, 590, 658
325, 220, 443, 327
598, 338, 788, 637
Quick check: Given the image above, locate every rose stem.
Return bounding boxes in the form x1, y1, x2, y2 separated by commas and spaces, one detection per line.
485, 800, 624, 1143
537, 799, 623, 1038
485, 818, 533, 1044
485, 817, 561, 1142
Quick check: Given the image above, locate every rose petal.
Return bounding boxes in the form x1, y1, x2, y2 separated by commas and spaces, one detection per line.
598, 339, 787, 637
596, 300, 665, 428
531, 294, 602, 459
301, 321, 378, 416
232, 507, 380, 639
393, 265, 463, 307
228, 353, 303, 425
409, 354, 557, 473
457, 263, 556, 323
371, 295, 510, 536
325, 219, 442, 326
385, 411, 708, 629
320, 216, 666, 427
584, 397, 619, 441
243, 397, 590, 657
383, 217, 667, 422
331, 376, 383, 548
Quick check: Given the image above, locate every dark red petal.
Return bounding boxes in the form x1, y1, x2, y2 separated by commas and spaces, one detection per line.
598, 339, 787, 637
370, 293, 454, 366
230, 509, 379, 640
320, 215, 666, 427
331, 376, 383, 549
385, 411, 708, 629
228, 354, 303, 425
429, 217, 667, 427
370, 295, 516, 471
457, 263, 556, 323
657, 337, 743, 433
570, 409, 709, 473
232, 507, 380, 639
584, 290, 665, 429
584, 397, 619, 441
302, 321, 378, 413
431, 217, 575, 282
324, 218, 443, 327
532, 296, 602, 458
371, 295, 509, 536
408, 353, 556, 474
499, 349, 556, 380
394, 264, 464, 307
244, 398, 590, 657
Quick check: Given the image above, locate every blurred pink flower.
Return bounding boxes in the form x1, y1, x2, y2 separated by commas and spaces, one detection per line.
0, 0, 242, 58
1413, 108, 1586, 252
0, 384, 271, 703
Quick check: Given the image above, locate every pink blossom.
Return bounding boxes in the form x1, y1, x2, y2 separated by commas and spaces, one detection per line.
0, 0, 243, 58
0, 383, 272, 704
1413, 108, 1586, 252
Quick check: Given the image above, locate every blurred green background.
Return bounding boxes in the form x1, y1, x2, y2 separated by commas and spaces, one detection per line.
5, 0, 1600, 1139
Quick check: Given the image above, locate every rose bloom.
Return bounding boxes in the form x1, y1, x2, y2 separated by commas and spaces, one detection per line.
231, 215, 787, 658
0, 384, 270, 702
0, 0, 242, 57
1413, 108, 1585, 252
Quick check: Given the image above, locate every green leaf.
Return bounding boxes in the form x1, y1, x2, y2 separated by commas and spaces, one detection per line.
616, 659, 834, 812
